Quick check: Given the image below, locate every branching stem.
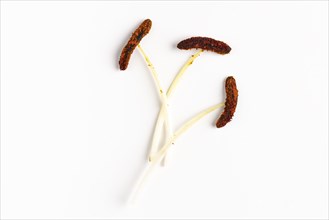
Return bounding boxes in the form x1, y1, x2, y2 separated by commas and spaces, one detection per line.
128, 102, 224, 203
149, 50, 203, 163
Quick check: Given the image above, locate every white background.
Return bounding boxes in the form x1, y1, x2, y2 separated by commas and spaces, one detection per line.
1, 1, 328, 219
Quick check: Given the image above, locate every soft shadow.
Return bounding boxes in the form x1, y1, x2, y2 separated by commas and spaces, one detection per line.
213, 77, 227, 127
171, 41, 178, 50
116, 117, 162, 205
116, 159, 148, 206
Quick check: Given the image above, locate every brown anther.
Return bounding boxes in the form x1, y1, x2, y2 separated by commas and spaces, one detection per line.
177, 37, 231, 55
119, 19, 152, 70
216, 76, 238, 128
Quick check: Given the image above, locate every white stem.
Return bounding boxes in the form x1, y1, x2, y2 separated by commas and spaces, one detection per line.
149, 50, 203, 163
149, 102, 167, 161
128, 102, 224, 203
127, 161, 157, 204
166, 50, 203, 97
137, 45, 173, 154
150, 102, 224, 162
